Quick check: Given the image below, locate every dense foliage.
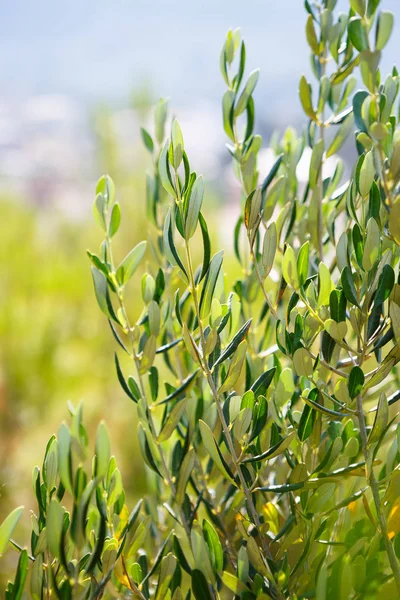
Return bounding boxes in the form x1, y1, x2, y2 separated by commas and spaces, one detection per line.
2, 0, 400, 598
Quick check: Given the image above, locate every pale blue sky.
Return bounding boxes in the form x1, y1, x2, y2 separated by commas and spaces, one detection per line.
0, 1, 398, 116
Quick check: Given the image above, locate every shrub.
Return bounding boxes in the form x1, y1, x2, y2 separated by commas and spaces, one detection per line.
2, 0, 400, 598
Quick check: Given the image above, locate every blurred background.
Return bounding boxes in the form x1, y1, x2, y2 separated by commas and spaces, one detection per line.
0, 0, 399, 577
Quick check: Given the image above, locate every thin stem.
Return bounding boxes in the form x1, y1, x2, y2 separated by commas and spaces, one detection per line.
105, 232, 191, 539
316, 10, 326, 261
194, 457, 238, 570
250, 243, 279, 320
356, 394, 400, 594
122, 555, 147, 600
230, 106, 278, 321
45, 551, 51, 600
306, 349, 348, 378
356, 299, 400, 592
378, 144, 392, 206
181, 229, 283, 598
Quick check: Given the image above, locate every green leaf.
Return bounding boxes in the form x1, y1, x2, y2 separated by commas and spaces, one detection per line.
306, 14, 319, 54
200, 251, 223, 319
360, 50, 381, 92
157, 369, 200, 406
353, 90, 369, 132
155, 554, 177, 600
148, 300, 160, 336
108, 320, 129, 354
91, 267, 120, 323
282, 246, 300, 290
322, 330, 336, 362
317, 262, 333, 308
11, 548, 28, 600
95, 421, 110, 479
320, 8, 333, 42
191, 529, 216, 585
163, 209, 188, 278
44, 437, 58, 491
309, 139, 324, 189
199, 212, 211, 281
293, 348, 313, 378
362, 218, 380, 271
302, 393, 352, 418
299, 75, 316, 120
126, 514, 152, 559
176, 448, 196, 504
199, 420, 235, 482
325, 319, 347, 342
140, 533, 173, 587
213, 319, 252, 368
185, 175, 204, 239
140, 127, 154, 153
85, 512, 106, 573
374, 264, 394, 305
350, 0, 366, 15
235, 69, 259, 116
341, 266, 360, 308
336, 231, 349, 272
221, 571, 250, 594
348, 366, 364, 399
297, 241, 309, 287
298, 404, 316, 442
244, 187, 262, 234
258, 481, 305, 493
115, 353, 137, 402
158, 401, 187, 442
368, 392, 388, 446
182, 323, 203, 367
137, 423, 162, 477
307, 483, 336, 513
233, 407, 252, 441
171, 119, 184, 168
348, 17, 369, 52
262, 175, 285, 222
261, 153, 284, 195
326, 113, 355, 157
359, 150, 375, 197
116, 240, 147, 285
262, 222, 277, 277
250, 369, 275, 400
191, 569, 214, 600
243, 431, 295, 463
203, 520, 223, 573
57, 423, 73, 494
47, 498, 65, 558
218, 340, 247, 394
127, 377, 141, 403
159, 140, 176, 197
389, 199, 400, 245
390, 303, 400, 344
108, 202, 121, 237
0, 507, 24, 556
96, 174, 115, 204
222, 91, 235, 141
237, 546, 249, 583
93, 194, 106, 230
74, 478, 99, 549
375, 11, 394, 50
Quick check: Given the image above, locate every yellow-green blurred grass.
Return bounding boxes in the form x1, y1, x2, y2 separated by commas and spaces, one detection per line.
0, 193, 151, 523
